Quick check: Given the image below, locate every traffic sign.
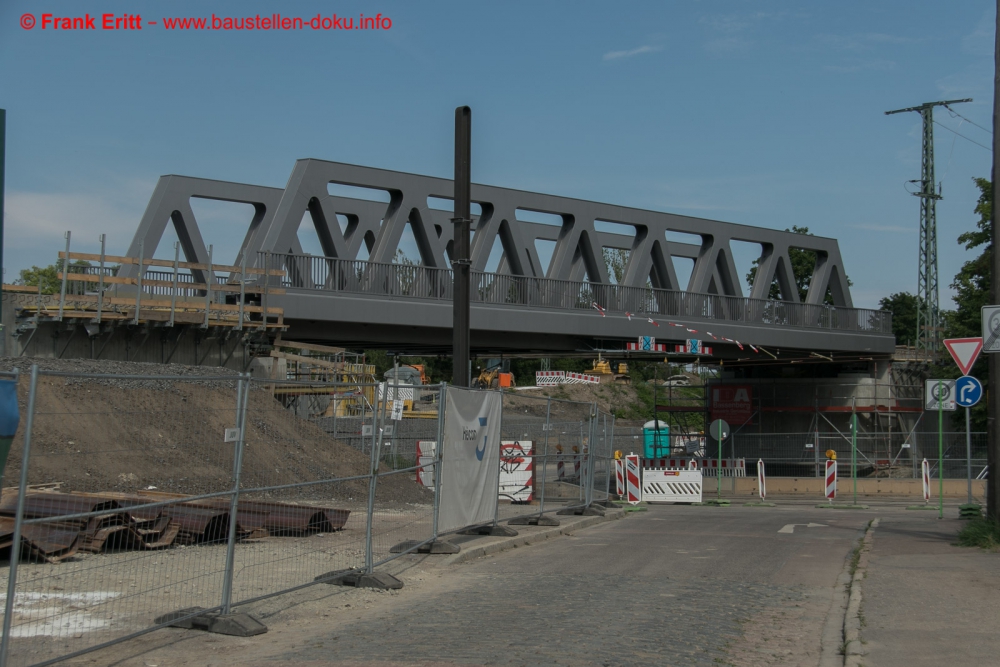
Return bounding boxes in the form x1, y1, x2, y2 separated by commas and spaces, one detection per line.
925, 379, 957, 411
943, 337, 983, 374
982, 306, 1000, 352
955, 375, 983, 408
709, 419, 730, 441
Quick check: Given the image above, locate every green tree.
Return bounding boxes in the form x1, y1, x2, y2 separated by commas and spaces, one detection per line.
16, 261, 92, 294
603, 247, 629, 284
940, 177, 992, 430
878, 292, 921, 347
745, 225, 850, 303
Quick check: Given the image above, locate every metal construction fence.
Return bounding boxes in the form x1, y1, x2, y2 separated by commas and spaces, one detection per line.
0, 369, 607, 667
726, 431, 988, 479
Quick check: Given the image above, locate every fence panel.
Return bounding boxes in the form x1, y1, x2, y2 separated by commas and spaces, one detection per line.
0, 369, 244, 667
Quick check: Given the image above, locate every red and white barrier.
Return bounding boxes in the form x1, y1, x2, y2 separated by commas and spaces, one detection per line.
641, 469, 702, 503
825, 460, 837, 500
415, 440, 436, 487
625, 454, 641, 504
534, 370, 600, 386
921, 458, 931, 503
499, 440, 533, 502
615, 458, 625, 496
757, 458, 766, 501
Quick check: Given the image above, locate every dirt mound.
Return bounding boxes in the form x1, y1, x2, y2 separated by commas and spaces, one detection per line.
3, 359, 431, 506
504, 381, 644, 426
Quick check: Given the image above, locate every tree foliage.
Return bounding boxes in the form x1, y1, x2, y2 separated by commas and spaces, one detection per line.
745, 225, 850, 303
878, 292, 921, 347
602, 248, 629, 284
940, 177, 992, 430
16, 261, 92, 295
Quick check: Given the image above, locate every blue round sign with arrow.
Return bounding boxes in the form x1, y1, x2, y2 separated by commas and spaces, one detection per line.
955, 375, 983, 408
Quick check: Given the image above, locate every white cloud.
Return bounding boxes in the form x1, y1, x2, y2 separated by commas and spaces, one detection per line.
602, 45, 661, 61
4, 183, 152, 278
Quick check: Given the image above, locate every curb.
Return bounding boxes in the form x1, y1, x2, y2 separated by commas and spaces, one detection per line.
844, 517, 878, 667
442, 509, 626, 565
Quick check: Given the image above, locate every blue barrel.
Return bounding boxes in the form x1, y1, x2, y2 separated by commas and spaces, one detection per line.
642, 420, 669, 459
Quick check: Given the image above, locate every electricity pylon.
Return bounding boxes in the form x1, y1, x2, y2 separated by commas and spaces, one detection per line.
886, 98, 972, 356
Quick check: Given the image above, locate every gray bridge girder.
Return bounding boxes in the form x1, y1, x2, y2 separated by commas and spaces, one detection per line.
115, 159, 891, 356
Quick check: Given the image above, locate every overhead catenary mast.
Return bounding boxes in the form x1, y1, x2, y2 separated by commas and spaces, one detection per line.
885, 98, 972, 357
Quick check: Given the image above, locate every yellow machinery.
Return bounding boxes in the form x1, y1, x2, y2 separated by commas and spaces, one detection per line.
589, 357, 630, 384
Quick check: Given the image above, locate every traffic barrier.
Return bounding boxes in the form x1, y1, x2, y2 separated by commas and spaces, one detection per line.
615, 458, 625, 496
694, 458, 746, 477
573, 446, 581, 478
625, 454, 641, 504
757, 459, 766, 501
825, 460, 837, 500
921, 458, 931, 503
499, 440, 533, 502
556, 445, 566, 479
533, 371, 600, 386
415, 440, 436, 488
641, 468, 703, 503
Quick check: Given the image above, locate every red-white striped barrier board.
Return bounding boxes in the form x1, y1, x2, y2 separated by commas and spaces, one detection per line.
757, 459, 766, 501
825, 460, 837, 500
534, 370, 600, 385
500, 440, 533, 502
625, 454, 642, 504
415, 440, 436, 488
641, 469, 702, 503
921, 458, 931, 502
627, 342, 667, 351
615, 459, 625, 496
676, 458, 746, 477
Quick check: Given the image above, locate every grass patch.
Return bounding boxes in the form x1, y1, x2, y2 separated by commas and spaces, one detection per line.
956, 517, 1000, 550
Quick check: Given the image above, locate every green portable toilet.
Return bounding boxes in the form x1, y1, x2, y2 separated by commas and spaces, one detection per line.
642, 420, 670, 459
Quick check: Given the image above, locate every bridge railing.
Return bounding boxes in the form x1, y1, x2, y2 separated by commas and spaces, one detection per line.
261, 252, 892, 335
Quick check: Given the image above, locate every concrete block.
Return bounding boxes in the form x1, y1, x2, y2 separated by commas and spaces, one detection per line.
154, 607, 267, 637
319, 570, 404, 590
508, 514, 560, 526
458, 524, 519, 537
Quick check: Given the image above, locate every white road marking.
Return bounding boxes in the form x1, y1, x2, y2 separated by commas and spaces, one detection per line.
778, 523, 828, 534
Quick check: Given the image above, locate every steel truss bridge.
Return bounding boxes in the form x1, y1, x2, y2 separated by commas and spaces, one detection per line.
114, 160, 892, 357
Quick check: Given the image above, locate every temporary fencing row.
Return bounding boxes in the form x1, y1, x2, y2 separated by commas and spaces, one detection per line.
0, 370, 445, 667
0, 371, 608, 666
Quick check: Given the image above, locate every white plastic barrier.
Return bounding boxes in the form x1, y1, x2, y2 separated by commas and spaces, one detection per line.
415, 440, 436, 487
641, 468, 703, 503
499, 440, 534, 502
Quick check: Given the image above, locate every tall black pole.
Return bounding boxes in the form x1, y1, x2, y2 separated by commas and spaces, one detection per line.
988, 1, 1000, 520
0, 109, 5, 357
452, 106, 472, 387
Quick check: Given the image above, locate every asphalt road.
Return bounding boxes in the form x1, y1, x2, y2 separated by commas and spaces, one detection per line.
88, 503, 874, 667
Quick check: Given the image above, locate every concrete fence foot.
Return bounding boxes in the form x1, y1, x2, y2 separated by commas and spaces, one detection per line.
318, 570, 404, 590
508, 514, 560, 526
154, 608, 267, 637
458, 524, 519, 537
389, 539, 460, 554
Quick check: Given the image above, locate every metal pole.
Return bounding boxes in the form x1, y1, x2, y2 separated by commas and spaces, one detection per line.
540, 397, 551, 515
939, 385, 944, 519
0, 109, 5, 356
967, 406, 973, 505
96, 234, 106, 324
169, 242, 179, 327
494, 388, 503, 526
852, 396, 857, 506
365, 379, 390, 574
236, 252, 246, 331
220, 374, 250, 614
133, 241, 144, 325
58, 231, 71, 320
203, 244, 213, 329
0, 365, 39, 666
451, 106, 471, 387
431, 382, 446, 540
717, 429, 723, 500
990, 4, 1000, 520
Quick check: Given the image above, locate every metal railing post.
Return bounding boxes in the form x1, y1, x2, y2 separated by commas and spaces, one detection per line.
96, 234, 106, 324
540, 397, 551, 515
0, 365, 40, 666
364, 383, 389, 574
133, 240, 144, 325
220, 374, 250, 615
169, 242, 179, 327
432, 383, 446, 540
202, 244, 213, 329
58, 231, 71, 320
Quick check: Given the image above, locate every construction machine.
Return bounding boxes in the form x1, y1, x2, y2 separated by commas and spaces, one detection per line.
476, 358, 515, 389
589, 356, 630, 384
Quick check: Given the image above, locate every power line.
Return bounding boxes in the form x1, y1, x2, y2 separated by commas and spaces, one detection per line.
932, 120, 992, 151
943, 104, 992, 135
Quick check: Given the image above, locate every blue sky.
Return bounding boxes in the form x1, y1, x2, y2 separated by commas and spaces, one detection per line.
0, 0, 995, 309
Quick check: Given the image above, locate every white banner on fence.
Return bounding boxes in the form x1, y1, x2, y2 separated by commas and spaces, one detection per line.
438, 388, 502, 533
499, 440, 533, 502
